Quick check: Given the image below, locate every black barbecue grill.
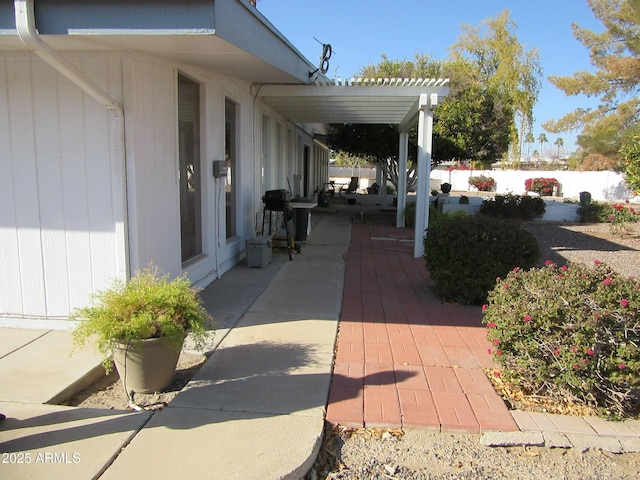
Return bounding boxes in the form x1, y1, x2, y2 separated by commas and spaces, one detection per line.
263, 189, 292, 211
262, 189, 294, 260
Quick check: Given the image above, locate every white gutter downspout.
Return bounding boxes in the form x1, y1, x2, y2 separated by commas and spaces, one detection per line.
14, 0, 130, 281
14, 0, 122, 113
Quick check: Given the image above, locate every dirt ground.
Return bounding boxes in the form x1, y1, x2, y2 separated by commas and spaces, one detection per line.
62, 353, 207, 411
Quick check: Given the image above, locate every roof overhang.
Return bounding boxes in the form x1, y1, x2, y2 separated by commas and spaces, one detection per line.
0, 0, 319, 84
258, 78, 450, 130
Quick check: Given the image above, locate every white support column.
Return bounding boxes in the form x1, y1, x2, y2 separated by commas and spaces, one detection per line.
414, 93, 437, 258
396, 131, 409, 227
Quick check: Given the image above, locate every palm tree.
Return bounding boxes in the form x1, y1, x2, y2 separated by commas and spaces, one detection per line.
554, 137, 564, 159
537, 133, 548, 160
525, 131, 535, 161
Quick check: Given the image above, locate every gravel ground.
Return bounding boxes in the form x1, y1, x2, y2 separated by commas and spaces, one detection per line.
307, 221, 640, 480
308, 426, 640, 480
523, 221, 640, 277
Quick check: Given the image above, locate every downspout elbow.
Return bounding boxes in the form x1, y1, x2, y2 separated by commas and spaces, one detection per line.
14, 0, 122, 115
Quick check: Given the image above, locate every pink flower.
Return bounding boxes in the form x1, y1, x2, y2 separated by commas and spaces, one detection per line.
523, 315, 532, 323
482, 304, 488, 311
570, 348, 577, 353
560, 265, 568, 272
594, 260, 603, 265
553, 349, 560, 355
493, 371, 501, 378
581, 359, 588, 365
503, 284, 510, 290
545, 260, 554, 266
488, 348, 492, 355
619, 363, 627, 369
493, 339, 501, 345
620, 299, 629, 308
487, 322, 497, 329
586, 349, 594, 356
573, 364, 579, 370
602, 277, 613, 286
495, 350, 502, 356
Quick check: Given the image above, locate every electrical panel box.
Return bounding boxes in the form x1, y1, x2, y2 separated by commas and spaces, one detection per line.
213, 160, 227, 178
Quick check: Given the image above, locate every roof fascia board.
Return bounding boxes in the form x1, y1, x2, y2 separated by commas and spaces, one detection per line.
214, 0, 318, 83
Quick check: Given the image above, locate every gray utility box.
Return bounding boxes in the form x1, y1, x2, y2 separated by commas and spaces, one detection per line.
246, 235, 272, 268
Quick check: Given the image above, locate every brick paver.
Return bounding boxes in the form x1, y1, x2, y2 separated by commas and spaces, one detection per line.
325, 222, 519, 433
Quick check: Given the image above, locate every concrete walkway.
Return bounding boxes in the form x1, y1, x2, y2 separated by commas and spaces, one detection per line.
1, 205, 640, 480
0, 208, 350, 480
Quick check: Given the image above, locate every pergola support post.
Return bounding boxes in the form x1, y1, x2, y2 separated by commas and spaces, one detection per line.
396, 131, 409, 227
413, 93, 437, 258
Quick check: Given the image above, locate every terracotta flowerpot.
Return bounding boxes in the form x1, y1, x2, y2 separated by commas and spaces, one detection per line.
112, 335, 186, 393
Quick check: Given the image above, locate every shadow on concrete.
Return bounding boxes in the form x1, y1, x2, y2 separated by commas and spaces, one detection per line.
0, 339, 408, 451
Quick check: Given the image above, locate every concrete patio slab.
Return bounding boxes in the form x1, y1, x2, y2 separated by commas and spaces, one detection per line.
0, 328, 49, 358
0, 402, 151, 480
101, 408, 323, 480
0, 330, 104, 404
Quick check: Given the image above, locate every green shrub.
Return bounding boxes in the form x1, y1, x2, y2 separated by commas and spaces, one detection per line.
479, 194, 546, 221
483, 261, 640, 419
424, 215, 540, 304
579, 201, 639, 224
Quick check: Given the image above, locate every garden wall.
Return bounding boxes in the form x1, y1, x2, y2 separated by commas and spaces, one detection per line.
430, 169, 637, 203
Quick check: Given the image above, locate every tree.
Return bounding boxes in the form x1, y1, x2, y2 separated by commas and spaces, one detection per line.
544, 0, 640, 166
450, 10, 542, 159
620, 135, 640, 193
538, 133, 548, 158
525, 131, 536, 159
326, 123, 420, 191
554, 137, 564, 158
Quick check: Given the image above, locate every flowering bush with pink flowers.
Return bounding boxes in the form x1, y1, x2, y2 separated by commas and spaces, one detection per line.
483, 261, 640, 419
525, 177, 560, 196
468, 175, 496, 191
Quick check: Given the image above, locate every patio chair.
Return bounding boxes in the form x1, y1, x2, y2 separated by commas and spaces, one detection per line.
340, 176, 359, 197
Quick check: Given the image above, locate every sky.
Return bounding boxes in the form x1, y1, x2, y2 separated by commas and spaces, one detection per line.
259, 0, 605, 155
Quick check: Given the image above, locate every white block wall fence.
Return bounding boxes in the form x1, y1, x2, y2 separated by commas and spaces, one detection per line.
430, 169, 638, 203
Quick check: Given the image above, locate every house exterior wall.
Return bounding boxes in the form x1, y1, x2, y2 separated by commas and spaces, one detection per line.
0, 54, 127, 325
0, 51, 327, 326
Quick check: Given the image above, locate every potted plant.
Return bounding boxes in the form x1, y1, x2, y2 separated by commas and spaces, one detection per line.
72, 266, 213, 394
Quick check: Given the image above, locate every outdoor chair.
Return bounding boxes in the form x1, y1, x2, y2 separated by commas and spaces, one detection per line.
340, 176, 359, 197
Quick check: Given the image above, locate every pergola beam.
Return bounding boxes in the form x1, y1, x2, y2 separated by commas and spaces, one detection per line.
258, 79, 449, 258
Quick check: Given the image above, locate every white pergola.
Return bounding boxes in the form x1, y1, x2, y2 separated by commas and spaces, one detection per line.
258, 77, 450, 257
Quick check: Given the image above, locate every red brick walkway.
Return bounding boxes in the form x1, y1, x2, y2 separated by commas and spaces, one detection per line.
325, 223, 519, 433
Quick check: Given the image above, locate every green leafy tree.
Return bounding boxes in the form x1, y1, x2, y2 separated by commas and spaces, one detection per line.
621, 135, 640, 193
450, 10, 542, 160
544, 0, 640, 167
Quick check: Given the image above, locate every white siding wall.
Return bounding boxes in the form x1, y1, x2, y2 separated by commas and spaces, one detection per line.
0, 52, 331, 325
0, 55, 126, 323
